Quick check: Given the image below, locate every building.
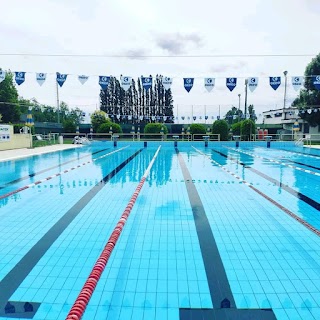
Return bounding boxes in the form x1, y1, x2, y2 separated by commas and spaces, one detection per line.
259, 107, 320, 140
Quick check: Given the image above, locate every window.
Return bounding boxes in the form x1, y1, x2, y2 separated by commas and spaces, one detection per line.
303, 123, 310, 134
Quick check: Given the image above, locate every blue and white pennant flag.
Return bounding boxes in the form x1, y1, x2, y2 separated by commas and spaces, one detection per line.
269, 77, 281, 90
184, 78, 194, 92
141, 76, 152, 91
99, 76, 110, 90
15, 72, 26, 86
226, 78, 237, 91
313, 75, 320, 90
56, 73, 68, 87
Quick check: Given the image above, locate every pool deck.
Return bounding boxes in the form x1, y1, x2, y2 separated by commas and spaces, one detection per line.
0, 144, 83, 162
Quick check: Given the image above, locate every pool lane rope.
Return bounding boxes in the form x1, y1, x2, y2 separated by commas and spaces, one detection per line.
0, 146, 129, 201
193, 146, 320, 238
66, 146, 161, 320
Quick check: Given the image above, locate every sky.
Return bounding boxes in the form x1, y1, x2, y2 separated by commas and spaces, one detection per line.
1, 0, 319, 123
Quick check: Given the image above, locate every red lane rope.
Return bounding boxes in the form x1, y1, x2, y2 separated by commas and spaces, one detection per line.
66, 145, 161, 319
66, 177, 146, 319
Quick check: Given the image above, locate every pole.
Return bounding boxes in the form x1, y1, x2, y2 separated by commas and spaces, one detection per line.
244, 79, 248, 119
204, 105, 206, 124
238, 94, 241, 121
192, 105, 193, 123
56, 78, 60, 124
219, 105, 220, 118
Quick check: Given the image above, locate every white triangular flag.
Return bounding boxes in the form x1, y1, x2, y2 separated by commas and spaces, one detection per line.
0, 71, 6, 83
162, 76, 173, 90
248, 77, 258, 92
204, 78, 215, 92
120, 76, 132, 91
292, 76, 303, 91
78, 75, 89, 85
36, 73, 46, 86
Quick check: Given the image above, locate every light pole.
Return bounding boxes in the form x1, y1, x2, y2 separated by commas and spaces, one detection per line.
56, 78, 60, 124
244, 79, 248, 119
283, 70, 288, 119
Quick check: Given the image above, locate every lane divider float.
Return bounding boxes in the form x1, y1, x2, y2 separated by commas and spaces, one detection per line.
193, 146, 320, 237
66, 146, 161, 320
0, 146, 129, 201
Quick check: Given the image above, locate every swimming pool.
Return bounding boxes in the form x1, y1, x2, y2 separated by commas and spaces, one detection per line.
0, 141, 319, 320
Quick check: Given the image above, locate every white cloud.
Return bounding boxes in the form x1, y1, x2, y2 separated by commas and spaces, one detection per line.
0, 0, 319, 120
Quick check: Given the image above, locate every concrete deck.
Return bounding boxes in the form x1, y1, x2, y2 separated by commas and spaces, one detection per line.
0, 144, 83, 162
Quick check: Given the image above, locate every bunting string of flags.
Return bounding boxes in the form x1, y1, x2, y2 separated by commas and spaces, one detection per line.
0, 71, 320, 94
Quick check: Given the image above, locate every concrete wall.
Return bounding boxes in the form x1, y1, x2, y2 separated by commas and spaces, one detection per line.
0, 125, 31, 151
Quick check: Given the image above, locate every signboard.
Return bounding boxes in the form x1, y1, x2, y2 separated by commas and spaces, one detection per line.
0, 125, 11, 142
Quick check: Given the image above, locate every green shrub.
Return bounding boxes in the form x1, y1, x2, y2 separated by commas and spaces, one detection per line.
189, 123, 206, 135
144, 123, 168, 134
63, 120, 76, 133
212, 120, 229, 141
97, 122, 122, 133
231, 122, 241, 136
241, 119, 256, 140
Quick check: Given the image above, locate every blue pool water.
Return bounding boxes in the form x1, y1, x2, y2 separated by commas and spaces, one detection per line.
0, 141, 320, 320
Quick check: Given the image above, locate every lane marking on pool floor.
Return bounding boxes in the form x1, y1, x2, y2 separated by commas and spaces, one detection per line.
226, 146, 320, 177
177, 148, 276, 320
274, 147, 320, 159
0, 146, 129, 201
66, 146, 161, 320
0, 147, 110, 189
0, 147, 145, 319
212, 149, 320, 212
280, 158, 320, 171
193, 147, 320, 238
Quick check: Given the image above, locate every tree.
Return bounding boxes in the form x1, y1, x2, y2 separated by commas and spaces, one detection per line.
100, 75, 174, 124
91, 110, 109, 131
212, 120, 229, 141
224, 106, 243, 125
248, 105, 257, 121
292, 53, 320, 126
0, 71, 20, 123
